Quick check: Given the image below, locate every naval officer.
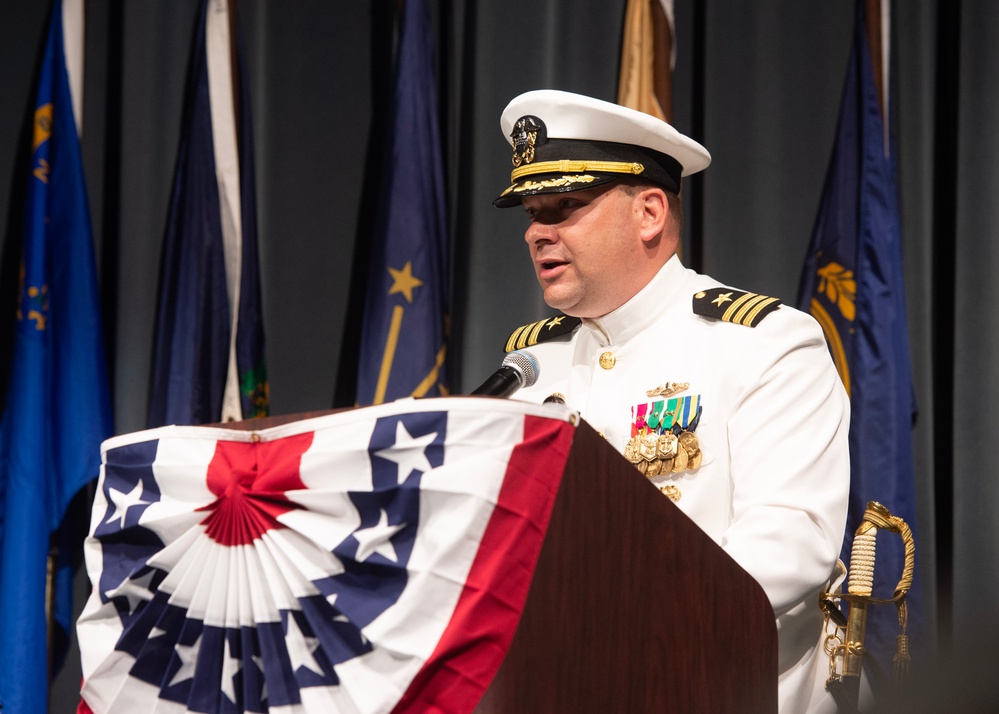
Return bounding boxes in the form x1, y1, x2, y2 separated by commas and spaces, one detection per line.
495, 89, 850, 714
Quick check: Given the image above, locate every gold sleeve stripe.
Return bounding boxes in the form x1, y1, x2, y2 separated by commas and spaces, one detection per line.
511, 159, 645, 182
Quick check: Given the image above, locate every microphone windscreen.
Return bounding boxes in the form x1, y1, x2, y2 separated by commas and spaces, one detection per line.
503, 350, 539, 388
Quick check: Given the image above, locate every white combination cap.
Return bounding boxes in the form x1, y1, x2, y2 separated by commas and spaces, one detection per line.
494, 89, 711, 207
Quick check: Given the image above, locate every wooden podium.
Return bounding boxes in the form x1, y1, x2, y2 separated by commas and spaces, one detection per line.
220, 405, 777, 712
474, 418, 778, 713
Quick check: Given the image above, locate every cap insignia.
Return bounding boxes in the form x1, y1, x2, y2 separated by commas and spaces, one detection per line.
511, 115, 546, 167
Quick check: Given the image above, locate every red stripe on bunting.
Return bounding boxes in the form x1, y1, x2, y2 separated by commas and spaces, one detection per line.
76, 692, 94, 714
392, 414, 576, 713
197, 431, 315, 546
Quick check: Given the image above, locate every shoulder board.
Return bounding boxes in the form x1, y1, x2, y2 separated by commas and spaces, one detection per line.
692, 288, 782, 327
504, 315, 581, 352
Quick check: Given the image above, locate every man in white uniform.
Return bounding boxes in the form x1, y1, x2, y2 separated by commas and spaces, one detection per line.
494, 90, 850, 713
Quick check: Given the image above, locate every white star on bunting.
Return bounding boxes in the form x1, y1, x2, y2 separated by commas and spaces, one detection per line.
285, 611, 324, 677
353, 508, 405, 563
106, 569, 157, 613
169, 632, 202, 687
375, 421, 437, 484
221, 633, 243, 704
104, 481, 150, 528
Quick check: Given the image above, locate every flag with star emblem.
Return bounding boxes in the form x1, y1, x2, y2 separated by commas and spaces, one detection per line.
797, 0, 918, 675
77, 398, 575, 712
0, 1, 112, 712
148, 0, 268, 428
356, 0, 449, 406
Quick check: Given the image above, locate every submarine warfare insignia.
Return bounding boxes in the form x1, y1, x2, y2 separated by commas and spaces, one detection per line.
624, 394, 703, 490
646, 381, 689, 398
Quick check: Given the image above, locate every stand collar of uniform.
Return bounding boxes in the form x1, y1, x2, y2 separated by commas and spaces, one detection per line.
582, 253, 689, 345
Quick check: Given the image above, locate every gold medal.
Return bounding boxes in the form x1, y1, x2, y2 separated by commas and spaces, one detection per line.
671, 445, 688, 473
678, 430, 699, 456
639, 433, 658, 461
644, 457, 673, 479
626, 412, 702, 480
656, 432, 678, 459
624, 437, 640, 463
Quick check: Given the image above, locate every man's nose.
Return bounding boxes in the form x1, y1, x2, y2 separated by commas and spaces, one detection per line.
525, 220, 557, 245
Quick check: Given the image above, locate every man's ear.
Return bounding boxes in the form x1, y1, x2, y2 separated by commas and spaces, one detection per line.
638, 187, 669, 244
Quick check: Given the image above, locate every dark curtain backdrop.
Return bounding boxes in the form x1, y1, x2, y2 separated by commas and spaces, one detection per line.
1, 0, 993, 709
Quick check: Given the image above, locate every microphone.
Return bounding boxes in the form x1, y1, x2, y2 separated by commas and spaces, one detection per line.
470, 350, 539, 398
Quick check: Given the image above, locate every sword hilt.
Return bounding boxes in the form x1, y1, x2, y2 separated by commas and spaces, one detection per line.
837, 501, 916, 711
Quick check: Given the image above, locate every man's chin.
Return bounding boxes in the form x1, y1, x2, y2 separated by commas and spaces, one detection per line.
543, 292, 592, 319
543, 289, 577, 314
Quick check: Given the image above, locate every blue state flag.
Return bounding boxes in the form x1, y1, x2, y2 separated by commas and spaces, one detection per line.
0, 1, 112, 711
356, 0, 449, 406
797, 0, 918, 680
148, 0, 267, 428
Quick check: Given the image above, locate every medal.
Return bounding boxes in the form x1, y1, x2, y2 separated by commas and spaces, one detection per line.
671, 444, 689, 473
678, 430, 699, 456
656, 432, 678, 459
639, 432, 658, 461
628, 397, 705, 480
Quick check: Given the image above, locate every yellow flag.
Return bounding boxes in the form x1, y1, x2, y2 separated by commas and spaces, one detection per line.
617, 0, 673, 123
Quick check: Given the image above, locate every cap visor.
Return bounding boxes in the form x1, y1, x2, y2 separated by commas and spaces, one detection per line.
492, 173, 620, 208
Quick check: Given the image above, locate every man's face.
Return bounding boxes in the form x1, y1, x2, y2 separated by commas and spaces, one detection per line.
521, 184, 649, 318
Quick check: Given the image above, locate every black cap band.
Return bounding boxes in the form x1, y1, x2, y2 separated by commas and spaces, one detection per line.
494, 137, 683, 208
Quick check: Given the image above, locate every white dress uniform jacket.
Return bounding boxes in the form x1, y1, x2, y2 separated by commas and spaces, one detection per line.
512, 255, 850, 714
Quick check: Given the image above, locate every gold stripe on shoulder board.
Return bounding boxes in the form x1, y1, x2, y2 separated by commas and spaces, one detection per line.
692, 288, 782, 328
503, 315, 582, 352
